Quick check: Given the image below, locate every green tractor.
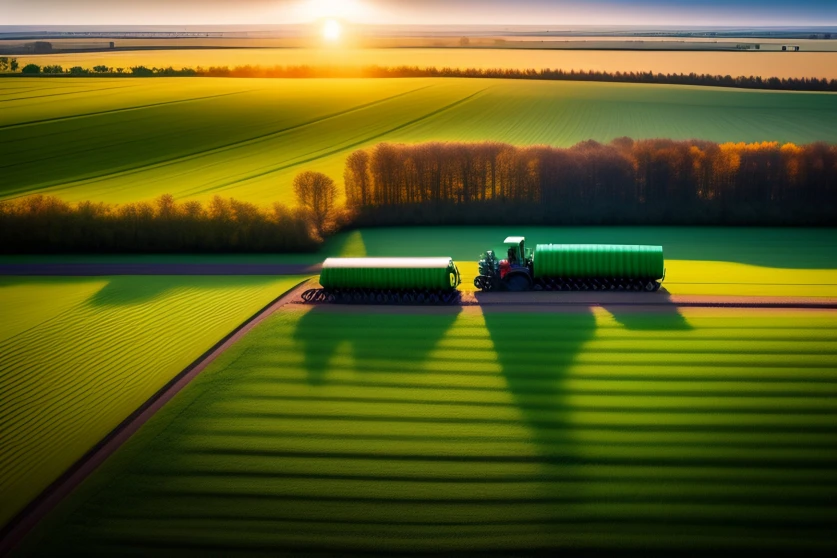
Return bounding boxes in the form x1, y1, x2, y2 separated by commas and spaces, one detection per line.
475, 236, 665, 292
474, 236, 533, 292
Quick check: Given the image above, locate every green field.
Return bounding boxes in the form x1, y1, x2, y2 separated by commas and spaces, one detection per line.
3, 78, 837, 205
0, 275, 304, 526
330, 227, 837, 297
2, 226, 836, 297
22, 305, 837, 554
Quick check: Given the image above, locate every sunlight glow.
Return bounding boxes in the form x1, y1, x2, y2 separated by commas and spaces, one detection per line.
322, 19, 342, 42
305, 0, 364, 20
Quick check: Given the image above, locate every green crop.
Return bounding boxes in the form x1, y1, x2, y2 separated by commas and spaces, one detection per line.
0, 275, 305, 526
3, 78, 837, 205
21, 305, 837, 554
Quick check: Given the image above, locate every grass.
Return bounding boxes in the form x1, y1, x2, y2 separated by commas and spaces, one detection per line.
21, 304, 837, 554
0, 275, 305, 527
3, 77, 837, 205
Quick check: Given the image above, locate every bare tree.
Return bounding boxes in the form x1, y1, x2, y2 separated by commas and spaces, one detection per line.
294, 171, 337, 237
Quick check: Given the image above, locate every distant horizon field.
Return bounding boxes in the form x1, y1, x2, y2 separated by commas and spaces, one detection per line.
12, 47, 837, 79
3, 77, 837, 206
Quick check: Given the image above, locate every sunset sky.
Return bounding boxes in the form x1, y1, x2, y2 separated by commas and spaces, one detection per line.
4, 0, 837, 26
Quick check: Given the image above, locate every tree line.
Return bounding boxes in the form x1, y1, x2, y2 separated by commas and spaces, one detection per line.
343, 139, 837, 226
0, 194, 320, 254
3, 138, 835, 254
5, 62, 836, 92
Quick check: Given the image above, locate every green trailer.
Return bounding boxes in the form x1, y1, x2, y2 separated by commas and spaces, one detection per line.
303, 235, 667, 304
304, 257, 461, 304
534, 244, 665, 280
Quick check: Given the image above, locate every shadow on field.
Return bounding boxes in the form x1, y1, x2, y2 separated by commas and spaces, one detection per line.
293, 306, 462, 385
481, 300, 693, 542
602, 291, 694, 331
84, 275, 285, 307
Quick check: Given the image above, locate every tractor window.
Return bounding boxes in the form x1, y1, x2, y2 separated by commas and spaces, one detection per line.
507, 247, 516, 264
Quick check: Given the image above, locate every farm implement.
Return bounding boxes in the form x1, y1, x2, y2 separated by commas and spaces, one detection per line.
301, 236, 665, 305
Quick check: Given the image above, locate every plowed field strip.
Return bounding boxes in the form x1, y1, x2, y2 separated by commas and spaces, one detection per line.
0, 84, 138, 104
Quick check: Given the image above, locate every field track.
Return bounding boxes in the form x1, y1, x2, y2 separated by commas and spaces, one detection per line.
0, 279, 311, 555
1, 260, 834, 307
4, 275, 836, 554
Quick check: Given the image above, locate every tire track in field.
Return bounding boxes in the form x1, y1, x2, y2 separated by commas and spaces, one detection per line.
0, 85, 435, 199
186, 87, 493, 196
0, 84, 140, 104
0, 90, 255, 130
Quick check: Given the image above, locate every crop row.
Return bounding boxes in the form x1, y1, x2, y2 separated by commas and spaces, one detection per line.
21, 305, 837, 554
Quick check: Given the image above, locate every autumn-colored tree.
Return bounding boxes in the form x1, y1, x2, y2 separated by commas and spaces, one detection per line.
0, 195, 319, 253
342, 139, 837, 226
294, 171, 338, 237
344, 150, 371, 207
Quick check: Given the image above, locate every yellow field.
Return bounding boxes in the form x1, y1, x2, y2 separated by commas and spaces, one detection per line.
0, 275, 305, 526
15, 48, 837, 79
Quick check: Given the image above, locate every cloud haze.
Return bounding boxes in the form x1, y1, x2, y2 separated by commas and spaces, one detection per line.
4, 0, 836, 26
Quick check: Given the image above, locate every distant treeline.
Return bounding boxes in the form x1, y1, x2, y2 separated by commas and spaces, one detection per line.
343, 139, 837, 226
7, 62, 837, 92
0, 195, 320, 254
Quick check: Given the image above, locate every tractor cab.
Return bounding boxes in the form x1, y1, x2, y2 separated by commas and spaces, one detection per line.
475, 236, 534, 292
503, 236, 532, 268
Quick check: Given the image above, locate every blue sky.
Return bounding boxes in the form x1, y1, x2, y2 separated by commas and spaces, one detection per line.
4, 0, 837, 26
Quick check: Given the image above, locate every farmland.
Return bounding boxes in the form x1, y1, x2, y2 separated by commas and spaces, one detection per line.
326, 227, 837, 298
0, 275, 305, 526
3, 78, 837, 205
14, 47, 837, 79
20, 304, 837, 554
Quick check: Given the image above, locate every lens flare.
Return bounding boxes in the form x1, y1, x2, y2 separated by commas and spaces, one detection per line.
323, 19, 342, 42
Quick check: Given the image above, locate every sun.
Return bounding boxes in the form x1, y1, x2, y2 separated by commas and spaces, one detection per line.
322, 19, 342, 42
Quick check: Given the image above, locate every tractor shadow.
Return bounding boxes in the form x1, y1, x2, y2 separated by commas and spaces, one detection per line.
481, 297, 692, 540
293, 305, 462, 386
601, 289, 694, 331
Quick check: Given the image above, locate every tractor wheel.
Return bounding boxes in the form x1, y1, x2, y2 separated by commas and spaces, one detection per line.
504, 274, 531, 292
